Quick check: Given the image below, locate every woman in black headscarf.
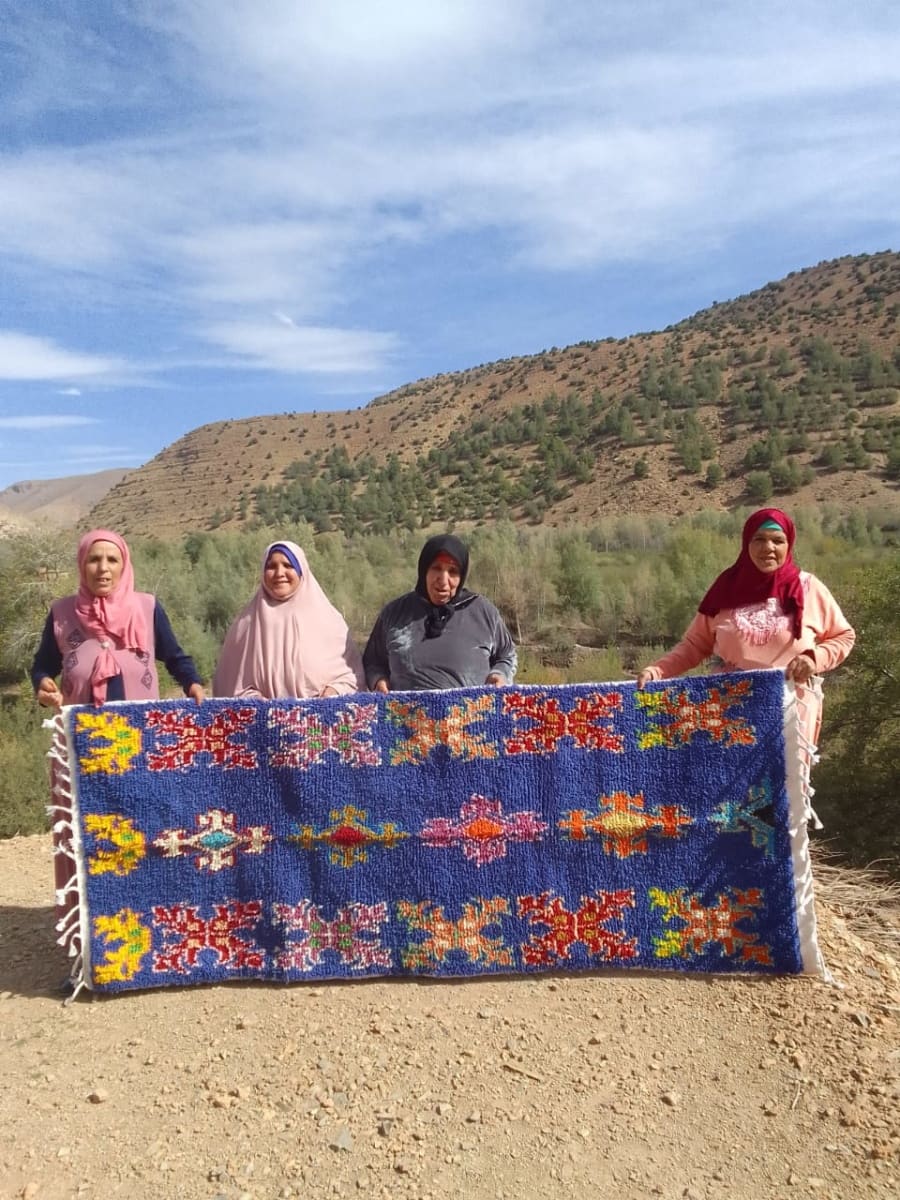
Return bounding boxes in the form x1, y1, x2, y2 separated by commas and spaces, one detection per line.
363, 534, 517, 692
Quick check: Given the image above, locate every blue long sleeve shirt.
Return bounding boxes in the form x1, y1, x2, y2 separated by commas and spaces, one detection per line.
31, 601, 202, 700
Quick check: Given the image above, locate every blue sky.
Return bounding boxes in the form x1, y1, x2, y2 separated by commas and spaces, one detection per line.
0, 0, 898, 490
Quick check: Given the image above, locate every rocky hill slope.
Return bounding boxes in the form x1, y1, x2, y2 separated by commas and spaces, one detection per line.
87, 251, 900, 539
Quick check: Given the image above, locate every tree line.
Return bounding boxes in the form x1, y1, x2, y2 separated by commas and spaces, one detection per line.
236, 336, 900, 536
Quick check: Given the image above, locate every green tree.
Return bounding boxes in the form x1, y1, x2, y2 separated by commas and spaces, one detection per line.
555, 538, 603, 618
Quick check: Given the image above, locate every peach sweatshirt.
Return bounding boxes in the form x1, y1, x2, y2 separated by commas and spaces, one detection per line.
642, 572, 855, 751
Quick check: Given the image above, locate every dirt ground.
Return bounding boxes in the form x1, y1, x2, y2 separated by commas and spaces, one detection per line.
0, 835, 897, 1200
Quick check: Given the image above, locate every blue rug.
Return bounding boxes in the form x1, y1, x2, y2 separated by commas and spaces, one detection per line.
48, 670, 824, 993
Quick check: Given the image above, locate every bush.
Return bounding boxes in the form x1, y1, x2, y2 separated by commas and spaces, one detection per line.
0, 692, 51, 838
746, 471, 773, 503
704, 462, 724, 489
813, 557, 900, 872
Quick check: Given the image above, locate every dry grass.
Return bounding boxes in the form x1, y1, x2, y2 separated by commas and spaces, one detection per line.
812, 847, 900, 958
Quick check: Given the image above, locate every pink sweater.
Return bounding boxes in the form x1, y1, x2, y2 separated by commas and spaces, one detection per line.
643, 572, 855, 681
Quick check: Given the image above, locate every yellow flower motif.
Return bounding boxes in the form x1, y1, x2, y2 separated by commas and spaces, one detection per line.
77, 711, 142, 775
93, 909, 151, 986
85, 814, 146, 877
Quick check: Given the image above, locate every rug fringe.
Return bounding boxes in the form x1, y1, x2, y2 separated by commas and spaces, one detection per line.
793, 680, 823, 829
784, 682, 829, 980
62, 953, 87, 1006
46, 709, 89, 991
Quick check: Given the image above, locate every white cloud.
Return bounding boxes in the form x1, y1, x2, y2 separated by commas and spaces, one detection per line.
0, 0, 897, 389
139, 0, 532, 113
0, 415, 99, 430
57, 387, 83, 396
64, 446, 142, 463
202, 318, 399, 373
0, 332, 125, 382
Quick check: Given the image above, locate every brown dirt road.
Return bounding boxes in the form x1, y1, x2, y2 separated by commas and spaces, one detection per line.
1, 835, 897, 1200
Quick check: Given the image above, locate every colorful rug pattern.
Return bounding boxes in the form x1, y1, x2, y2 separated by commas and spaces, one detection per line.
50, 670, 822, 992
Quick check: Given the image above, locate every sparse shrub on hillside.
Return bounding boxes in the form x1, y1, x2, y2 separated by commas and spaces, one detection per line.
746, 471, 774, 504
818, 444, 845, 471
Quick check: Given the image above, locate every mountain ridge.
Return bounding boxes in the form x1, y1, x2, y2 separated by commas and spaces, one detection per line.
47, 252, 900, 538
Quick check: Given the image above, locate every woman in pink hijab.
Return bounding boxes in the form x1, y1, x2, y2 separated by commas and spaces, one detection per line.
31, 529, 204, 988
32, 528, 205, 708
212, 540, 364, 699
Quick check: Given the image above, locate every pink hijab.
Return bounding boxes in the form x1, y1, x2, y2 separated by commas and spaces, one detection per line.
212, 540, 364, 699
74, 529, 151, 705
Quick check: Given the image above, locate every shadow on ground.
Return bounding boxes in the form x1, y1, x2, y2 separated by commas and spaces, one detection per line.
0, 904, 68, 999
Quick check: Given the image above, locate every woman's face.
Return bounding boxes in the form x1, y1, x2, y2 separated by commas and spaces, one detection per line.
264, 551, 301, 599
748, 527, 789, 574
425, 555, 461, 605
83, 540, 124, 597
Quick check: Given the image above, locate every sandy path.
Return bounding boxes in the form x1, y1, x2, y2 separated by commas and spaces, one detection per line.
0, 835, 897, 1200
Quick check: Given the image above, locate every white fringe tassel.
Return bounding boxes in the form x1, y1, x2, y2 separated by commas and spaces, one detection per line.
783, 680, 830, 981
45, 710, 89, 995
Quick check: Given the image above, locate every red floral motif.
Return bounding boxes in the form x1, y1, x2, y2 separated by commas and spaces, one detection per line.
517, 890, 637, 965
503, 691, 624, 755
146, 707, 258, 771
151, 901, 264, 973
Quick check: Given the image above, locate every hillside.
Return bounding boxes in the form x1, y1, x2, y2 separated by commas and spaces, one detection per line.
0, 468, 131, 530
90, 252, 900, 539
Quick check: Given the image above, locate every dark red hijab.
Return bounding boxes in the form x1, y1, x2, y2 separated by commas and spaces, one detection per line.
698, 508, 804, 637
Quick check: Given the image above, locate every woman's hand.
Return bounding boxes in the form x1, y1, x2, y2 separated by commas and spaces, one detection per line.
485, 672, 505, 686
319, 686, 338, 698
635, 669, 655, 689
188, 683, 205, 705
785, 655, 815, 685
373, 679, 389, 694
36, 677, 63, 709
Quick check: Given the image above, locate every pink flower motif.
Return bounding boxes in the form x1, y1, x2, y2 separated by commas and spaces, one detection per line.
421, 795, 548, 867
732, 599, 791, 647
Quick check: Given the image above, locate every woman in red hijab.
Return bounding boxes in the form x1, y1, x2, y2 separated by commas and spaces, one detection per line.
637, 509, 855, 758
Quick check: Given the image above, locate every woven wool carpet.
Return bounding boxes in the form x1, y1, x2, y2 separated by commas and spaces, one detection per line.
48, 669, 824, 993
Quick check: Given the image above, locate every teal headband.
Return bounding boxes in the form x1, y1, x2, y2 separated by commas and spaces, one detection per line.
757, 520, 784, 532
